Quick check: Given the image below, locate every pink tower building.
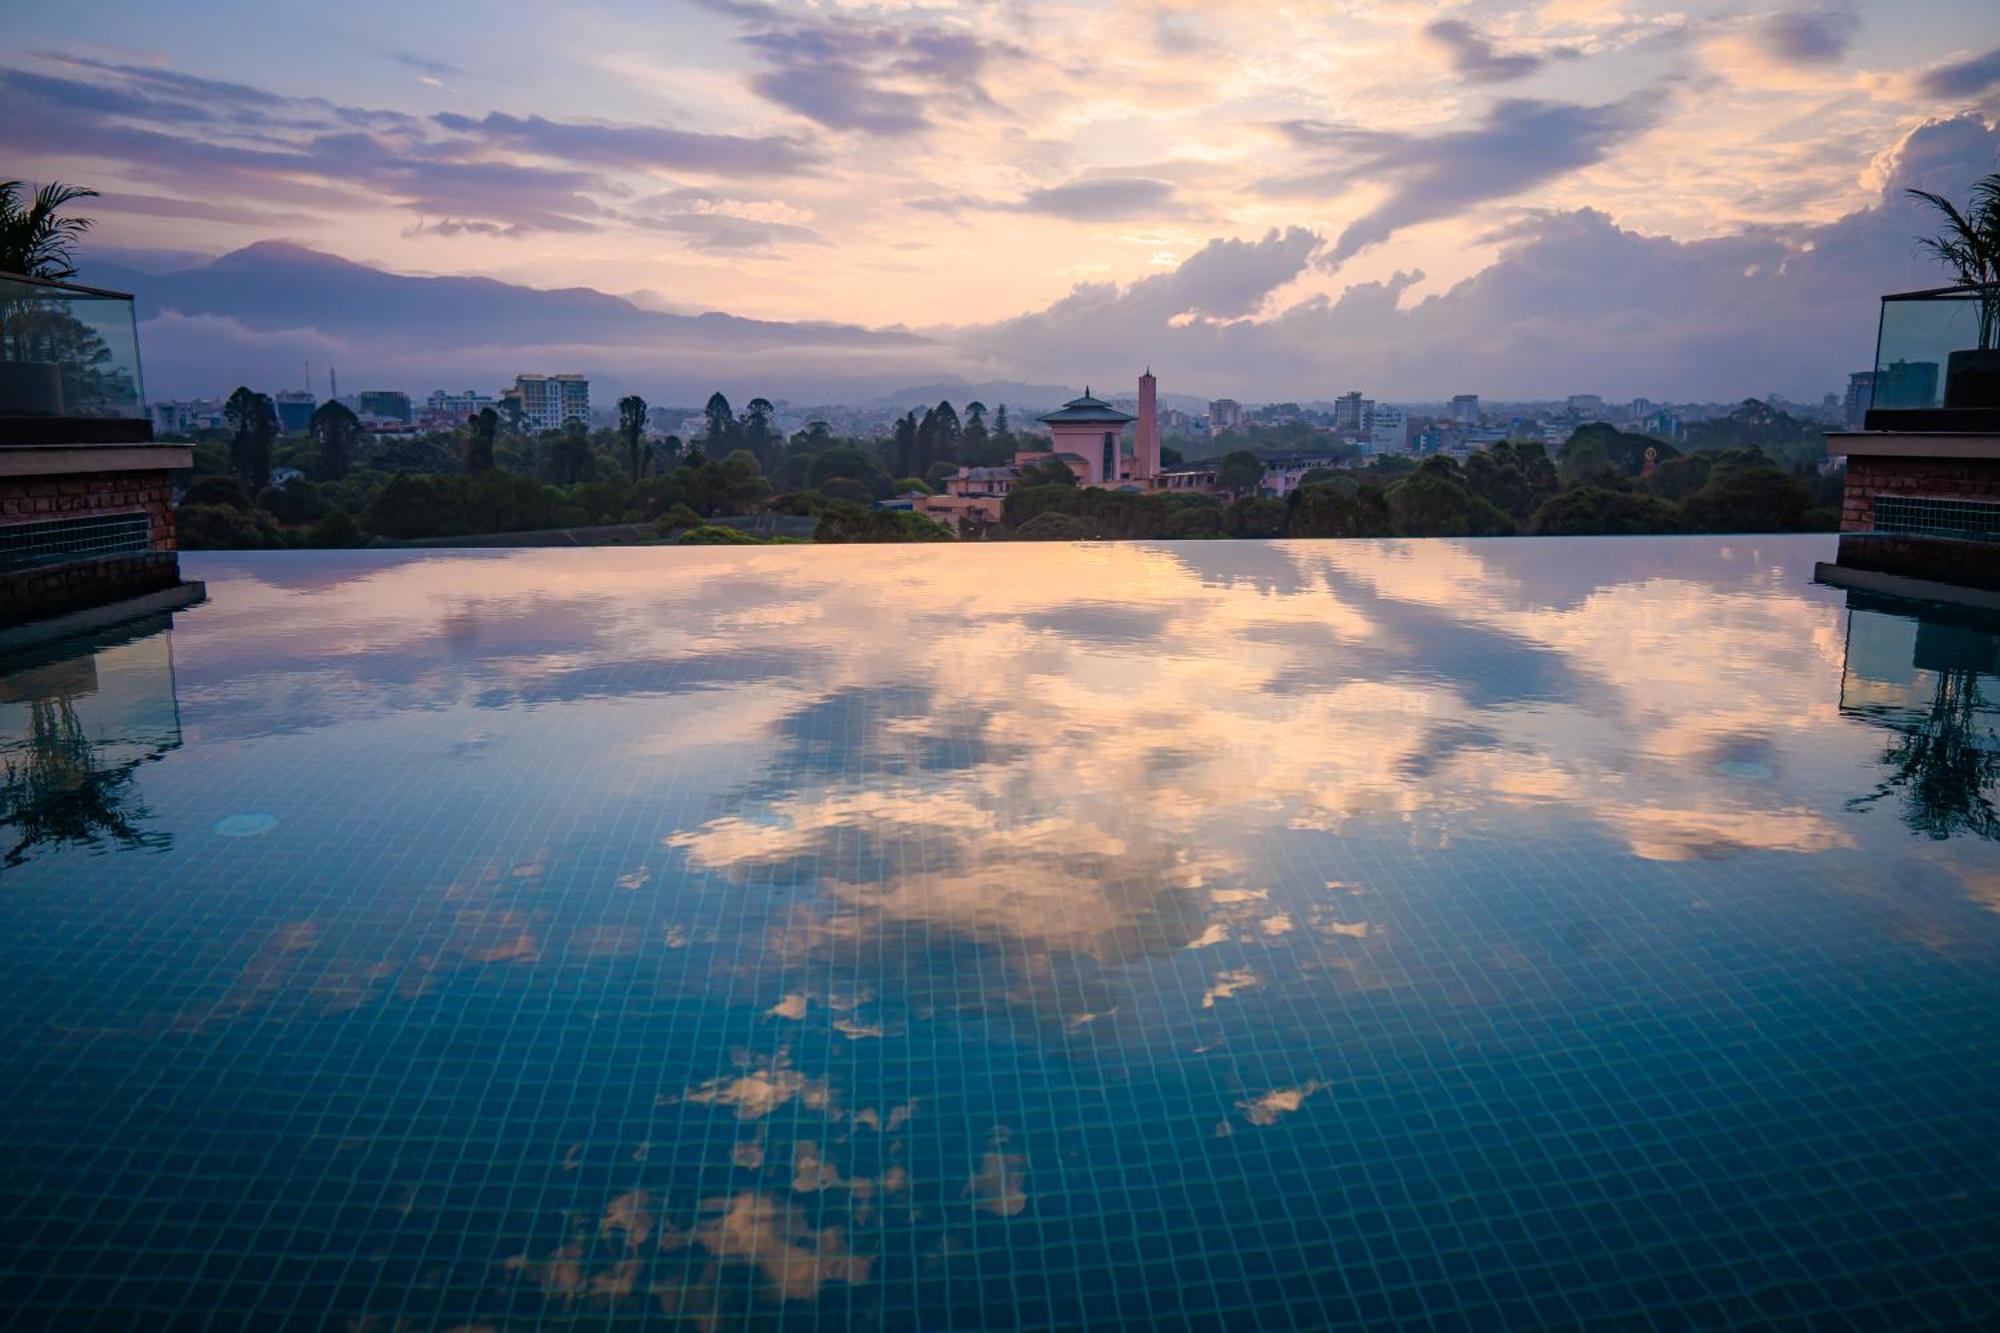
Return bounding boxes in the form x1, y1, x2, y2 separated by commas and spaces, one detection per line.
1035, 388, 1137, 485
1135, 368, 1160, 482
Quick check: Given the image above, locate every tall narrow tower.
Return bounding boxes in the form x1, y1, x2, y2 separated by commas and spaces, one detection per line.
1136, 368, 1160, 482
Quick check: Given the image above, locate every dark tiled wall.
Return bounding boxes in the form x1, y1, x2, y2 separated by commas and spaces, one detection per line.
1840, 455, 2000, 532
0, 470, 183, 626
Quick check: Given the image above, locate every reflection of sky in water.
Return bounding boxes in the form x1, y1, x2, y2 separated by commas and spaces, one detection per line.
1, 537, 1997, 1328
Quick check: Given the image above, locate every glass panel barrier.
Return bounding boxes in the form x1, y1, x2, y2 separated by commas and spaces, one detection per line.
0, 274, 146, 420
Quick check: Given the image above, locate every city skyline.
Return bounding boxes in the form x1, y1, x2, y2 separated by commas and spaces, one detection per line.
2, 1, 1997, 400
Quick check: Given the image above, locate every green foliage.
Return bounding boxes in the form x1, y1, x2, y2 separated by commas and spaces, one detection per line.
364, 470, 580, 540
256, 477, 329, 526
372, 432, 461, 474
1679, 401, 1827, 470
1462, 441, 1559, 520
1002, 482, 1224, 539
548, 421, 595, 485
175, 502, 284, 550
0, 179, 98, 278
307, 507, 363, 548
1225, 496, 1288, 538
224, 386, 277, 491
654, 503, 703, 535
1288, 481, 1391, 538
466, 406, 499, 474
1217, 450, 1264, 495
893, 476, 935, 495
677, 523, 765, 545
308, 400, 363, 480
1384, 467, 1516, 537
1907, 170, 2000, 347
814, 501, 956, 543
1013, 511, 1095, 541
618, 394, 649, 479
1015, 458, 1078, 488
182, 475, 250, 510
1677, 464, 1818, 533
1529, 487, 1677, 535
805, 444, 892, 499
1559, 422, 1669, 485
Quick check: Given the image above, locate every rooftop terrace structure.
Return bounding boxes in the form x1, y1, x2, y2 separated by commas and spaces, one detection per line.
1821, 285, 2000, 603
0, 272, 197, 628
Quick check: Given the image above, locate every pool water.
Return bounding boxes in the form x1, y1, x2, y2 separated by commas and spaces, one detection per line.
1, 536, 1996, 1329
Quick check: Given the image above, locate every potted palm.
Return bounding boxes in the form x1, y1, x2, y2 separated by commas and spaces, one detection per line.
1907, 171, 2000, 410
0, 180, 98, 416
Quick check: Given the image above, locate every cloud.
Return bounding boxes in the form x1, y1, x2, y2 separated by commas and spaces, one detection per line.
432, 110, 816, 175
1423, 20, 1553, 84
697, 0, 1019, 136
1265, 97, 1660, 263
954, 226, 1320, 373
913, 177, 1186, 222
0, 54, 812, 241
1756, 7, 1860, 66
951, 115, 2000, 401
391, 50, 461, 79
1918, 47, 2000, 100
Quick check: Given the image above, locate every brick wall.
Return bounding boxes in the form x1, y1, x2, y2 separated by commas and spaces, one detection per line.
0, 469, 179, 549
1840, 454, 2000, 532
0, 469, 183, 626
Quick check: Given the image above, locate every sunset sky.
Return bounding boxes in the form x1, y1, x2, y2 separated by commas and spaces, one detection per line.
4, 1, 1999, 401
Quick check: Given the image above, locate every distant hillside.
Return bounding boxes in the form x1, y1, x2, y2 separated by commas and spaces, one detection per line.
82, 242, 926, 354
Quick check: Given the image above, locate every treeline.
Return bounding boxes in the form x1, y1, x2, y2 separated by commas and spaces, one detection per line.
995, 432, 1837, 541
171, 385, 969, 548
171, 385, 1837, 550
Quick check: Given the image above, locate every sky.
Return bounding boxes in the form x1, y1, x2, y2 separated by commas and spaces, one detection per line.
3, 0, 1999, 403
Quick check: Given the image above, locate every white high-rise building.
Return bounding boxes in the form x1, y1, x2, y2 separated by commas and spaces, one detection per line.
1450, 394, 1479, 424
510, 374, 591, 431
1367, 404, 1408, 454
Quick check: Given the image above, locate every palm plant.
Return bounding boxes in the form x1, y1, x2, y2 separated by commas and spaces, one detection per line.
0, 180, 100, 280
1907, 170, 2000, 349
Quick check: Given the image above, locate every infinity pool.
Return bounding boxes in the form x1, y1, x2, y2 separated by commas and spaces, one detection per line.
2, 537, 1996, 1329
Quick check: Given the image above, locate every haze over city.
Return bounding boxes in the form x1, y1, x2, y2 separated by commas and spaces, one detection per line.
3, 0, 1998, 403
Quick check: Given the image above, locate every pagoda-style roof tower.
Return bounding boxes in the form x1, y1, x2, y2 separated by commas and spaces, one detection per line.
1037, 389, 1138, 427
1037, 389, 1137, 485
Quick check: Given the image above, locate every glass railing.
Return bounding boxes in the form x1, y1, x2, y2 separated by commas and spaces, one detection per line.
1868, 285, 2000, 425
0, 272, 146, 425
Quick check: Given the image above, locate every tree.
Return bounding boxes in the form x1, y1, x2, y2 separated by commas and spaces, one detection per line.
549, 419, 594, 485
717, 448, 769, 513
1676, 464, 1815, 532
1288, 482, 1391, 539
1529, 487, 1675, 535
1559, 422, 1661, 485
1016, 458, 1077, 488
1907, 169, 2000, 349
467, 406, 499, 474
309, 400, 363, 480
224, 386, 277, 491
1384, 467, 1515, 537
703, 391, 737, 449
1217, 450, 1264, 497
891, 410, 920, 478
1225, 496, 1288, 538
742, 396, 777, 468
618, 394, 649, 480
1463, 441, 1559, 521
0, 180, 98, 279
